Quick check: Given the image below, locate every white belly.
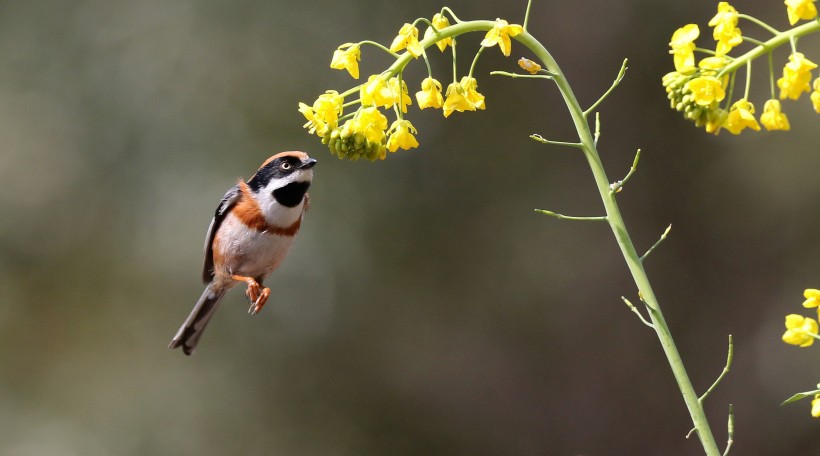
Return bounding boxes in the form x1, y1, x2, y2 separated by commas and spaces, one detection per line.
214, 213, 296, 281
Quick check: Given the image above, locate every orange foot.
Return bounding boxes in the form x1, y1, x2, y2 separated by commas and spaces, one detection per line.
230, 275, 271, 315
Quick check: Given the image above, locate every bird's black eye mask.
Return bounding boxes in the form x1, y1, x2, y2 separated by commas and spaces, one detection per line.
247, 157, 301, 192
273, 181, 311, 207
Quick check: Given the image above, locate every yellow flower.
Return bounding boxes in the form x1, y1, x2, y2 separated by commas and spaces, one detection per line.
327, 107, 389, 161
684, 76, 726, 106
803, 289, 820, 308
699, 55, 729, 72
298, 90, 343, 137
777, 52, 818, 100
386, 119, 419, 152
330, 43, 361, 79
443, 81, 472, 117
708, 2, 742, 55
760, 99, 791, 131
415, 77, 443, 109
811, 78, 820, 112
389, 23, 423, 58
698, 56, 731, 86
480, 18, 524, 56
783, 314, 819, 347
705, 108, 729, 135
669, 24, 699, 72
351, 107, 388, 145
442, 77, 486, 117
388, 77, 412, 113
785, 0, 818, 25
460, 77, 486, 110
425, 13, 453, 52
724, 98, 760, 135
360, 75, 394, 108
518, 58, 542, 74
812, 395, 820, 418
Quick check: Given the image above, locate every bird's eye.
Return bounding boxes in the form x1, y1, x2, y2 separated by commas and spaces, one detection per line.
280, 162, 292, 171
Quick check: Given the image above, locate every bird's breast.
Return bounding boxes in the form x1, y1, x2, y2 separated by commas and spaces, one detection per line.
213, 213, 298, 278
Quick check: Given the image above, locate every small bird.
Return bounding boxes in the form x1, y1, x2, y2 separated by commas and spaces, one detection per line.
169, 151, 316, 355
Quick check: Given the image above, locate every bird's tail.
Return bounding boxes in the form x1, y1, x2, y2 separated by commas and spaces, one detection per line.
169, 285, 226, 356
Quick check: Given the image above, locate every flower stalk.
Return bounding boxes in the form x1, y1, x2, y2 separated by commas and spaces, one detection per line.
513, 30, 723, 456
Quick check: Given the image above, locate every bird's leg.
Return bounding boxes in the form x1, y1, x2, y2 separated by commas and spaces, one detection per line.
230, 275, 271, 315
248, 287, 270, 315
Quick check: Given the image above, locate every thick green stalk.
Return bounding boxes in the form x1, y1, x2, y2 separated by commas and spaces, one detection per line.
358, 17, 724, 454
718, 19, 820, 77
515, 31, 722, 456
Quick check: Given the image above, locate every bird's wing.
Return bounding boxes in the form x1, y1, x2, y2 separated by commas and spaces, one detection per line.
202, 184, 242, 283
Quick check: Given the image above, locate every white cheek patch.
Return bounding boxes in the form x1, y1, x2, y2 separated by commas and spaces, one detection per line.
255, 169, 313, 225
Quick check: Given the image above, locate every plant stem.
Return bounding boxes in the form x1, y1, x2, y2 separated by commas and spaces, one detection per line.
515, 30, 722, 456
718, 19, 820, 78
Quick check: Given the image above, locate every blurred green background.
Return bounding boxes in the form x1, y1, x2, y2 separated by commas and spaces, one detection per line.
1, 0, 819, 454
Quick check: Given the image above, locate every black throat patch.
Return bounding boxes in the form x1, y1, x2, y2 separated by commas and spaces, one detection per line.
273, 181, 311, 207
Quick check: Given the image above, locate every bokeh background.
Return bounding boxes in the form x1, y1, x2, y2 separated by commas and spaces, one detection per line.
1, 0, 819, 454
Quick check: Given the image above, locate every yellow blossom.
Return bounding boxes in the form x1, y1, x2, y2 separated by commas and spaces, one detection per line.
327, 106, 389, 161
389, 23, 423, 58
699, 55, 729, 72
330, 43, 361, 79
811, 78, 820, 112
415, 77, 443, 109
351, 107, 388, 145
785, 0, 818, 25
760, 99, 791, 131
684, 76, 726, 106
386, 119, 419, 152
480, 18, 524, 56
803, 289, 820, 308
518, 58, 542, 74
360, 75, 394, 108
443, 82, 472, 117
388, 77, 412, 113
442, 77, 486, 117
783, 314, 819, 347
705, 108, 729, 135
669, 24, 699, 72
708, 2, 742, 55
812, 395, 820, 417
724, 98, 760, 135
298, 90, 343, 137
425, 13, 453, 52
460, 76, 486, 110
777, 52, 817, 100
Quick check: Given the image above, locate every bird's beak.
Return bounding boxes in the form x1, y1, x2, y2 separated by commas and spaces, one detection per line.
300, 158, 317, 169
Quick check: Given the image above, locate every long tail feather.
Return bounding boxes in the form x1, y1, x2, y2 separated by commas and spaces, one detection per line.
169, 286, 226, 356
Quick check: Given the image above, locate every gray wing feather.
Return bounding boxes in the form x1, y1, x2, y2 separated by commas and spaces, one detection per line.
202, 185, 241, 283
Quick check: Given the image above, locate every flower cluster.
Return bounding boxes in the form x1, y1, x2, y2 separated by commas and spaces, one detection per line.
299, 12, 527, 160
663, 1, 819, 135
782, 289, 820, 416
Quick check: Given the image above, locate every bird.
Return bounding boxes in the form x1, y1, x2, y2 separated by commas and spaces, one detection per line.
169, 151, 316, 355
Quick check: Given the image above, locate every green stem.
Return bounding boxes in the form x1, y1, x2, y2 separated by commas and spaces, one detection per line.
718, 19, 820, 77
738, 13, 781, 36
515, 30, 722, 456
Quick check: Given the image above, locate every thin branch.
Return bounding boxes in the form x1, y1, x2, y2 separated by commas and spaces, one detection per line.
622, 296, 654, 328
609, 148, 641, 194
357, 40, 401, 58
534, 209, 607, 222
593, 112, 601, 146
490, 70, 555, 79
530, 134, 583, 148
583, 58, 628, 118
699, 335, 734, 403
523, 0, 533, 31
723, 404, 734, 456
640, 224, 672, 263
